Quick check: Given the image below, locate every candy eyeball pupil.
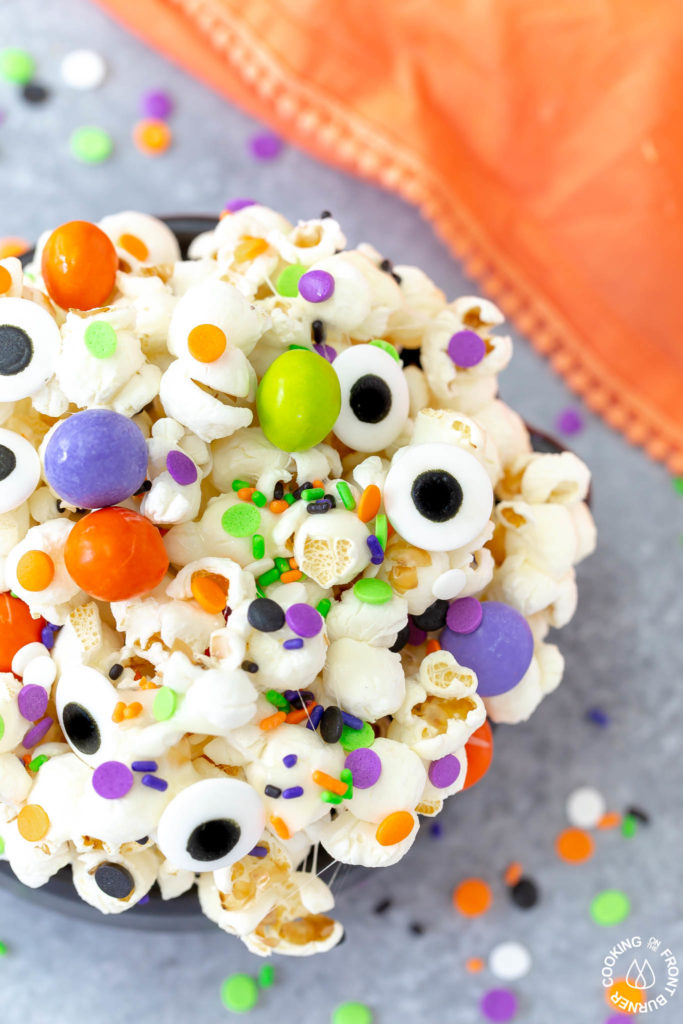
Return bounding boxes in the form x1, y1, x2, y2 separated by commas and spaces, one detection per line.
62, 701, 101, 755
0, 324, 33, 376
349, 374, 392, 424
411, 469, 463, 523
0, 444, 16, 481
186, 818, 241, 862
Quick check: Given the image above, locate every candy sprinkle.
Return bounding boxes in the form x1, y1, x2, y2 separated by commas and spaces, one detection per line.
590, 889, 631, 926
153, 687, 178, 721
335, 480, 356, 510
0, 48, 35, 84
353, 578, 392, 605
92, 761, 134, 799
488, 941, 532, 981
70, 125, 113, 164
133, 118, 172, 155
141, 89, 174, 119
566, 785, 606, 829
453, 877, 492, 917
331, 1002, 373, 1024
220, 973, 259, 1013
221, 504, 261, 538
555, 827, 594, 864
17, 804, 49, 841
60, 49, 107, 90
248, 131, 283, 161
480, 988, 518, 1022
84, 321, 118, 359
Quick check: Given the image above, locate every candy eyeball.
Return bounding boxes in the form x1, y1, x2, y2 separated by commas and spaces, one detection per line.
98, 211, 181, 268
0, 297, 60, 401
384, 443, 493, 551
332, 343, 409, 452
0, 428, 41, 513
56, 666, 118, 765
156, 777, 265, 871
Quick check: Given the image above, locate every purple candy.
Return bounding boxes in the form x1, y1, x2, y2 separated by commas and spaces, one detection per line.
166, 449, 197, 486
285, 603, 323, 638
440, 601, 533, 698
92, 760, 134, 800
40, 626, 55, 649
428, 754, 461, 789
141, 89, 174, 119
44, 409, 148, 509
224, 198, 256, 213
132, 760, 158, 772
138, 895, 150, 906
429, 821, 443, 838
367, 535, 384, 565
447, 329, 486, 368
555, 406, 584, 435
282, 786, 303, 799
282, 754, 298, 768
142, 774, 168, 791
23, 717, 53, 749
341, 711, 363, 730
248, 131, 283, 161
446, 597, 483, 634
283, 637, 304, 650
298, 269, 335, 303
408, 619, 427, 647
249, 845, 268, 858
313, 342, 337, 363
344, 748, 382, 789
306, 704, 324, 730
18, 684, 48, 722
480, 988, 518, 1023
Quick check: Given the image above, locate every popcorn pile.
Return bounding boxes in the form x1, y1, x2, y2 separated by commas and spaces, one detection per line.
0, 204, 596, 955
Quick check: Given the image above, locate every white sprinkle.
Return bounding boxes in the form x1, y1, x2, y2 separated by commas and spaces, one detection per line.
431, 568, 466, 601
60, 49, 107, 91
489, 940, 532, 981
565, 785, 606, 829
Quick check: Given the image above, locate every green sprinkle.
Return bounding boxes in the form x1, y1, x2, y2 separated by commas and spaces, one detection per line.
340, 767, 353, 799
232, 479, 250, 492
84, 321, 117, 359
0, 942, 7, 957
153, 687, 178, 722
251, 534, 265, 560
332, 1002, 373, 1024
70, 126, 113, 164
220, 973, 259, 1013
287, 344, 309, 351
321, 790, 343, 805
0, 837, 4, 855
221, 504, 261, 538
316, 598, 331, 617
251, 490, 267, 507
255, 585, 266, 599
257, 964, 275, 989
590, 889, 631, 926
0, 48, 35, 84
9, 592, 19, 600
340, 721, 375, 752
258, 567, 280, 588
265, 690, 290, 711
301, 487, 324, 501
336, 480, 356, 510
28, 754, 49, 772
276, 263, 306, 297
283, 493, 295, 505
0, 715, 4, 742
673, 476, 683, 496
370, 338, 400, 362
274, 557, 290, 574
621, 814, 637, 839
374, 513, 388, 550
353, 578, 392, 605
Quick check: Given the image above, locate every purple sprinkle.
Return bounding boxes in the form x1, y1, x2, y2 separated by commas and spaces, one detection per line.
344, 748, 382, 789
306, 704, 324, 730
132, 760, 158, 773
142, 774, 168, 792
284, 689, 314, 703
283, 637, 304, 650
138, 894, 150, 906
407, 619, 427, 646
249, 845, 268, 858
22, 717, 53, 749
141, 89, 174, 119
166, 449, 197, 486
248, 131, 284, 161
446, 596, 483, 634
298, 269, 335, 303
40, 626, 55, 649
429, 821, 443, 838
92, 761, 134, 800
282, 786, 304, 799
224, 198, 256, 213
341, 711, 363, 730
555, 406, 584, 436
18, 684, 48, 722
447, 329, 486, 368
428, 753, 461, 789
586, 707, 610, 727
313, 342, 337, 363
367, 535, 384, 565
282, 754, 298, 768
285, 603, 323, 638
480, 988, 518, 1022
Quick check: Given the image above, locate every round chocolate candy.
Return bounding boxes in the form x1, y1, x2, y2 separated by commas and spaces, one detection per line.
256, 349, 341, 451
440, 601, 534, 697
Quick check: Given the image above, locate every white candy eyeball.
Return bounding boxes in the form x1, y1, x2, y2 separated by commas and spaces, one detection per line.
384, 443, 493, 552
332, 343, 409, 452
0, 297, 60, 400
56, 666, 118, 765
0, 427, 41, 513
156, 778, 265, 871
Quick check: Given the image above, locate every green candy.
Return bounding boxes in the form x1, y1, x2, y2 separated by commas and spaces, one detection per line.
84, 321, 117, 359
256, 349, 341, 452
153, 687, 178, 722
0, 714, 4, 742
0, 48, 35, 84
276, 263, 306, 297
0, 837, 4, 855
335, 480, 356, 510
221, 504, 261, 538
370, 338, 400, 362
316, 598, 331, 617
332, 1002, 373, 1024
340, 721, 375, 752
590, 889, 631, 926
70, 126, 113, 164
251, 534, 265, 559
353, 578, 392, 605
257, 964, 275, 989
220, 973, 259, 1013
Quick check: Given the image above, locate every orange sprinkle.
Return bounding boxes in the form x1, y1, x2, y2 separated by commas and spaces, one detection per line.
16, 549, 55, 592
17, 804, 50, 841
376, 810, 414, 847
191, 572, 228, 614
118, 233, 149, 261
138, 676, 159, 690
503, 861, 523, 887
286, 705, 316, 725
0, 265, 12, 294
269, 500, 289, 514
288, 558, 298, 569
21, 753, 31, 768
0, 236, 29, 259
188, 323, 227, 363
555, 827, 594, 864
280, 569, 303, 584
312, 480, 325, 489
133, 118, 172, 155
425, 638, 441, 655
357, 484, 381, 523
453, 877, 492, 917
311, 770, 347, 796
112, 702, 125, 723
237, 487, 256, 501
122, 702, 143, 720
270, 815, 291, 840
234, 236, 269, 263
597, 811, 622, 830
465, 957, 485, 974
260, 711, 286, 731
387, 521, 395, 540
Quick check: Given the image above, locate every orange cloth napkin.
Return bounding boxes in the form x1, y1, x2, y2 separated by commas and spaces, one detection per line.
94, 0, 683, 471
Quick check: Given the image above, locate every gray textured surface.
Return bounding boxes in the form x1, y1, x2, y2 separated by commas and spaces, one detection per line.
1, 2, 682, 1022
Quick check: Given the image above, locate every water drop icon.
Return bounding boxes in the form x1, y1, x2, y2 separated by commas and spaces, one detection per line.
626, 958, 656, 991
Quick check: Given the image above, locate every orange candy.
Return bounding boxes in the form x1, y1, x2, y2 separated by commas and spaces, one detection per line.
375, 810, 414, 846
0, 593, 45, 672
462, 719, 494, 790
555, 827, 595, 864
270, 815, 291, 840
0, 265, 12, 294
259, 711, 287, 731
453, 877, 492, 917
64, 507, 169, 602
357, 484, 381, 523
188, 323, 227, 363
16, 550, 55, 592
190, 572, 228, 614
118, 233, 149, 261
17, 804, 50, 841
41, 220, 118, 311
133, 118, 172, 155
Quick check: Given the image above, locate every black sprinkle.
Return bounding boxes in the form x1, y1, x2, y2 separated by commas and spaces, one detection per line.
409, 922, 425, 935
411, 599, 449, 632
391, 271, 402, 285
292, 481, 313, 501
136, 837, 149, 845
320, 210, 332, 219
626, 806, 650, 825
373, 898, 392, 915
55, 500, 65, 514
241, 660, 259, 674
108, 663, 124, 680
22, 82, 50, 104
311, 320, 326, 344
320, 705, 343, 744
307, 499, 332, 514
273, 480, 284, 501
134, 480, 152, 495
323, 493, 337, 508
265, 785, 282, 798
399, 347, 422, 368
510, 877, 539, 910
247, 598, 285, 632
389, 622, 410, 653
379, 258, 393, 272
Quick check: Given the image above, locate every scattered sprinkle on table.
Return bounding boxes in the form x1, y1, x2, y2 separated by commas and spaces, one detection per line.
453, 877, 492, 917
0, 48, 35, 84
488, 941, 532, 981
141, 88, 174, 119
220, 973, 259, 1013
60, 49, 107, 90
70, 125, 113, 164
590, 889, 631, 926
257, 964, 275, 989
21, 82, 49, 104
331, 1002, 373, 1024
480, 987, 518, 1022
508, 876, 539, 910
555, 406, 585, 435
555, 826, 594, 864
248, 131, 283, 161
133, 118, 172, 155
566, 785, 606, 829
